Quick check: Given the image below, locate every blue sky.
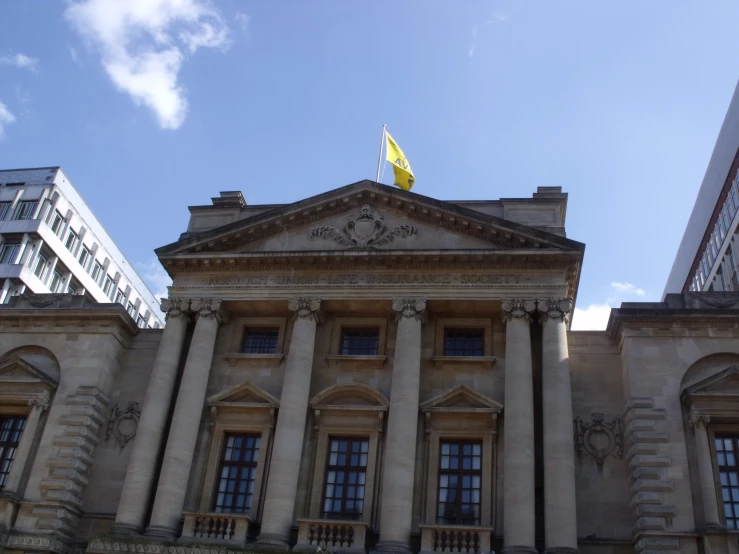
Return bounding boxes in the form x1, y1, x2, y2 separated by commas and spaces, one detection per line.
1, 1, 738, 328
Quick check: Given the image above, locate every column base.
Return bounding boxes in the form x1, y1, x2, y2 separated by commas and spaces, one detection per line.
108, 522, 143, 537
502, 547, 538, 554
372, 540, 412, 553
144, 525, 177, 540
254, 533, 291, 551
543, 548, 578, 554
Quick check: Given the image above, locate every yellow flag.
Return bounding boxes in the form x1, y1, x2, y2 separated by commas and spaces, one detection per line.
385, 131, 415, 191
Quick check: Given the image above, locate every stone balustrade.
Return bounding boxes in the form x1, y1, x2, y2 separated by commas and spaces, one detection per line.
419, 524, 493, 554
180, 512, 256, 547
295, 518, 369, 553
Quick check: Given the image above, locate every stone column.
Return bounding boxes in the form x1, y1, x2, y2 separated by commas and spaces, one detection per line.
375, 298, 426, 553
110, 299, 191, 535
538, 298, 578, 554
1, 396, 49, 499
690, 414, 723, 530
146, 299, 228, 538
501, 298, 537, 554
256, 298, 323, 550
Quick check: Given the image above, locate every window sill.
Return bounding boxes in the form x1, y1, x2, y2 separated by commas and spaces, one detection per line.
225, 353, 284, 367
431, 356, 496, 369
326, 355, 387, 368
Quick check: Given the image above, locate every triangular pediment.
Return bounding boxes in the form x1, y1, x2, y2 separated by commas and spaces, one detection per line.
684, 366, 739, 396
157, 181, 582, 257
421, 385, 502, 412
0, 356, 57, 385
208, 381, 280, 408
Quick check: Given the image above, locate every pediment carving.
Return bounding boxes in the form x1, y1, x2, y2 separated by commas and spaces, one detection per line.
0, 356, 58, 386
309, 205, 419, 250
684, 366, 739, 396
310, 383, 389, 410
421, 385, 502, 412
208, 381, 280, 408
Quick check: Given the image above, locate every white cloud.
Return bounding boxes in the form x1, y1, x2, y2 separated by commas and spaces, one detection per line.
65, 0, 230, 130
571, 281, 648, 330
0, 53, 39, 73
68, 45, 82, 66
0, 100, 16, 139
235, 12, 250, 34
136, 258, 172, 308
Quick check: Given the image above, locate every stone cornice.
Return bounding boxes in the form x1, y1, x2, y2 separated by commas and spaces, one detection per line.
0, 308, 140, 336
607, 309, 739, 343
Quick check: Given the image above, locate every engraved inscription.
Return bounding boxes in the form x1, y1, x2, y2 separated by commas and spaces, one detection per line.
206, 273, 523, 287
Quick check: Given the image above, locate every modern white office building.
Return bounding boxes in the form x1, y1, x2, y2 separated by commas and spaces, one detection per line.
664, 79, 739, 295
0, 166, 164, 328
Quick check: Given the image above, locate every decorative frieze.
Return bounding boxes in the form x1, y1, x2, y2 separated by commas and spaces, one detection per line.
106, 401, 141, 451
573, 413, 624, 466
392, 297, 427, 322
501, 298, 536, 322
309, 204, 420, 249
288, 298, 324, 322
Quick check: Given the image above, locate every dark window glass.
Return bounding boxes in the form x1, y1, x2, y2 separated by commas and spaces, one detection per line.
33, 253, 48, 280
50, 210, 65, 235
65, 230, 78, 251
437, 440, 482, 525
444, 329, 484, 357
716, 435, 739, 529
0, 243, 19, 264
340, 328, 379, 355
14, 201, 37, 220
241, 328, 279, 354
103, 275, 114, 296
0, 415, 26, 490
0, 202, 12, 220
214, 433, 261, 514
322, 437, 369, 520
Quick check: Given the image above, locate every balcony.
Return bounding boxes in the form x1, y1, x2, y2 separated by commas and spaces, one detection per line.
180, 512, 257, 547
419, 524, 493, 554
295, 519, 370, 554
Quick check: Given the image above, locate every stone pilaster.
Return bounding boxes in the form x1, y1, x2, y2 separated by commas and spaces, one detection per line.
538, 298, 578, 554
501, 298, 537, 554
1, 396, 49, 499
374, 298, 426, 554
110, 299, 191, 535
256, 298, 323, 550
690, 413, 724, 531
146, 299, 228, 539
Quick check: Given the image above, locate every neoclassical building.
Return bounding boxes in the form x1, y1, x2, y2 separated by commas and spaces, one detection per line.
1, 181, 739, 554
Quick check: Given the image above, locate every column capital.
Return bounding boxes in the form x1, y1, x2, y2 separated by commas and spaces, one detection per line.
288, 297, 324, 323
537, 298, 573, 324
392, 297, 427, 322
28, 396, 49, 412
501, 298, 536, 323
190, 298, 229, 324
690, 413, 711, 429
161, 298, 191, 321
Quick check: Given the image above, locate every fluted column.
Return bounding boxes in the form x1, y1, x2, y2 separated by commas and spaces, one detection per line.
690, 414, 724, 530
375, 298, 426, 553
110, 299, 191, 535
146, 299, 228, 538
1, 396, 49, 499
501, 298, 536, 554
539, 298, 578, 554
256, 298, 323, 549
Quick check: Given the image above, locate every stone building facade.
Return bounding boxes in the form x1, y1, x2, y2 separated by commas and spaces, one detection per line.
1, 181, 739, 554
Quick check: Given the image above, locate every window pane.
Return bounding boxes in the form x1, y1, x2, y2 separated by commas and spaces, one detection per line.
322, 437, 368, 520
444, 329, 484, 356
0, 416, 26, 489
213, 433, 261, 514
242, 328, 279, 354
437, 440, 482, 525
340, 328, 380, 355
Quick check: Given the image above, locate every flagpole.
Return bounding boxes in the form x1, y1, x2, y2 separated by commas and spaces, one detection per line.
375, 124, 386, 182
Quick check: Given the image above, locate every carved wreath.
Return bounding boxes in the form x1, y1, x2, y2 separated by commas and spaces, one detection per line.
106, 401, 141, 451
573, 413, 624, 466
309, 205, 419, 249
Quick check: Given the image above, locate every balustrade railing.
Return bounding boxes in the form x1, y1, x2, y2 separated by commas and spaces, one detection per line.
419, 524, 493, 554
180, 512, 256, 546
295, 519, 369, 553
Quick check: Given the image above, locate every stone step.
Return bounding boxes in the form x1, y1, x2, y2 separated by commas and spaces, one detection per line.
67, 405, 105, 425
628, 443, 660, 458
635, 516, 666, 531
630, 455, 671, 468
63, 424, 101, 446
40, 477, 84, 496
58, 414, 102, 433
625, 408, 666, 424
629, 397, 655, 409
53, 434, 97, 454
629, 431, 669, 444
631, 478, 673, 493
41, 488, 82, 508
47, 456, 90, 473
631, 467, 661, 481
57, 446, 94, 466
635, 504, 677, 518
49, 467, 89, 487
628, 421, 657, 432
636, 537, 681, 551
630, 491, 664, 507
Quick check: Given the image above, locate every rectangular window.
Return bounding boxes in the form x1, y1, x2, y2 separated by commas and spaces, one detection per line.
437, 440, 482, 525
66, 282, 78, 295
444, 329, 484, 357
340, 328, 379, 355
127, 301, 136, 317
715, 435, 739, 529
136, 315, 147, 328
65, 230, 78, 252
322, 437, 369, 520
103, 275, 114, 296
241, 328, 279, 354
33, 253, 48, 280
91, 261, 103, 283
115, 288, 125, 305
0, 243, 19, 264
78, 245, 90, 268
0, 415, 26, 490
724, 209, 733, 234
0, 202, 11, 220
733, 186, 739, 213
214, 433, 261, 514
14, 201, 37, 220
49, 270, 63, 293
50, 210, 65, 236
